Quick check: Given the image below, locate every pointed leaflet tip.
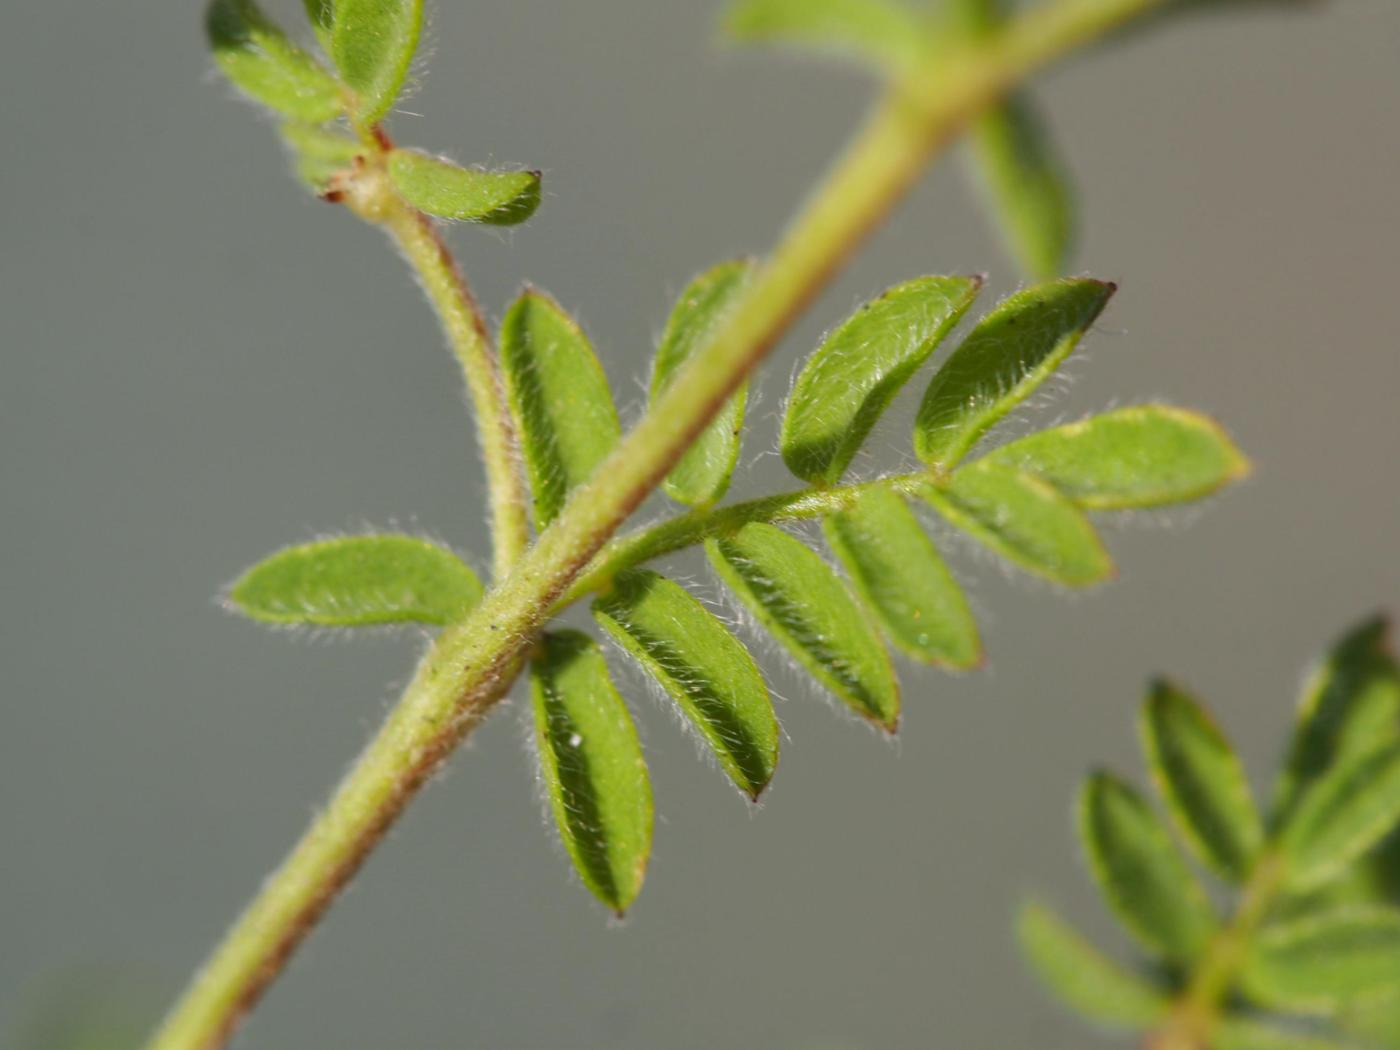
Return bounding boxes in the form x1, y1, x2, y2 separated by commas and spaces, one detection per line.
1140, 678, 1263, 882
1273, 615, 1400, 827
387, 150, 542, 224
593, 570, 779, 800
707, 524, 899, 730
914, 278, 1117, 470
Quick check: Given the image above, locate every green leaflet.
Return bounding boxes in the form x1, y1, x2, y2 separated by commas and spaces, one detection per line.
782, 276, 982, 485
950, 0, 1075, 279
1243, 906, 1400, 1012
500, 290, 621, 528
206, 0, 344, 122
722, 0, 930, 73
279, 122, 361, 193
1273, 616, 1400, 827
1214, 1018, 1356, 1050
228, 534, 483, 627
1078, 771, 1218, 963
386, 150, 542, 225
985, 405, 1251, 510
651, 261, 754, 506
914, 278, 1116, 469
1140, 679, 1263, 882
303, 0, 334, 47
593, 570, 779, 799
1017, 901, 1170, 1027
921, 459, 1113, 586
707, 523, 899, 730
968, 96, 1076, 280
1278, 742, 1400, 893
1338, 990, 1400, 1046
331, 0, 422, 125
531, 631, 653, 915
822, 487, 981, 668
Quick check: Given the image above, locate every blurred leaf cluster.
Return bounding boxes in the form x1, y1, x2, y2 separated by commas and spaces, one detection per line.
1024, 618, 1400, 1049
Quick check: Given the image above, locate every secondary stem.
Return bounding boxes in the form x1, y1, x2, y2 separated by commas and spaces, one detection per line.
559, 470, 943, 608
1145, 851, 1287, 1050
148, 0, 1173, 1046
381, 203, 532, 579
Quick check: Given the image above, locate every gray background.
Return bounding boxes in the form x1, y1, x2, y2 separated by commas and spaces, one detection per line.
2, 1, 1398, 1047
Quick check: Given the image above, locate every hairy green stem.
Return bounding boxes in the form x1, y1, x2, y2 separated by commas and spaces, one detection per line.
1146, 851, 1287, 1050
559, 470, 944, 608
339, 124, 531, 580
381, 203, 532, 579
148, 0, 1173, 1046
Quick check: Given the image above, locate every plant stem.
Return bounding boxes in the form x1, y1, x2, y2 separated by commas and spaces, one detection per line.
1145, 851, 1287, 1050
381, 202, 532, 579
558, 470, 944, 608
148, 0, 1174, 1046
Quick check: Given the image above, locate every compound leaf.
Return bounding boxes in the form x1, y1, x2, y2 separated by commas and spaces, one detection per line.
722, 0, 930, 73
922, 459, 1113, 586
1078, 771, 1218, 963
707, 523, 899, 730
331, 0, 423, 125
1243, 906, 1400, 1012
914, 278, 1116, 469
593, 570, 779, 799
782, 276, 982, 485
1017, 900, 1170, 1027
1274, 616, 1400, 827
1141, 678, 1263, 882
823, 487, 981, 668
387, 151, 541, 224
279, 122, 361, 193
500, 290, 621, 528
531, 630, 653, 915
1279, 741, 1400, 894
985, 405, 1250, 510
652, 260, 755, 506
228, 534, 482, 627
207, 0, 343, 122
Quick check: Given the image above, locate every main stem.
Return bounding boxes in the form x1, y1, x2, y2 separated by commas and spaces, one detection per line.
149, 1, 1171, 1046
